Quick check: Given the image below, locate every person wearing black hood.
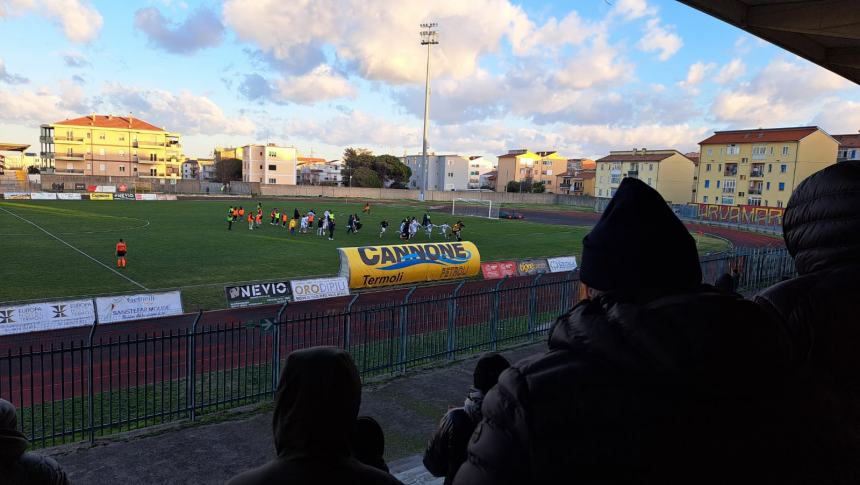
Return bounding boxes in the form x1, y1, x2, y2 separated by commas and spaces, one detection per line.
756, 161, 860, 427
227, 347, 402, 485
423, 353, 510, 485
0, 399, 69, 485
351, 416, 389, 473
454, 177, 839, 485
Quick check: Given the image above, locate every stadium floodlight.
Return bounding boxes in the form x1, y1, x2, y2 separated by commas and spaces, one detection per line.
419, 22, 439, 202
452, 198, 499, 219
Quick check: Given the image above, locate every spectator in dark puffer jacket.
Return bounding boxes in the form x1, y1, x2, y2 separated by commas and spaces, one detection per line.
423, 353, 510, 485
0, 398, 69, 485
755, 161, 860, 445
227, 347, 402, 485
454, 177, 852, 485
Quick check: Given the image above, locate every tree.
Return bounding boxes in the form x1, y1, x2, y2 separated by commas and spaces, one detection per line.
351, 167, 382, 188
215, 158, 242, 183
506, 180, 520, 193
532, 181, 546, 193
341, 148, 411, 187
374, 154, 412, 185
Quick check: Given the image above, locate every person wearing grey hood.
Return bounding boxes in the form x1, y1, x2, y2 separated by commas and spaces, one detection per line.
227, 347, 402, 485
422, 353, 510, 485
0, 398, 69, 485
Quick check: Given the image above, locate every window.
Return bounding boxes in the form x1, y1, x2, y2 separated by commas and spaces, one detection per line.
722, 196, 734, 205
99, 148, 106, 156
716, 180, 721, 188
704, 180, 710, 188
65, 130, 73, 139
727, 144, 740, 155
119, 166, 125, 172
649, 163, 654, 171
752, 146, 767, 159
119, 136, 125, 141
766, 182, 771, 190
782, 145, 789, 156
748, 198, 762, 206
768, 164, 772, 173
776, 200, 784, 208
598, 189, 602, 196
119, 150, 125, 157
86, 132, 91, 139
706, 164, 711, 172
259, 165, 263, 169
268, 164, 277, 171
99, 132, 105, 140
706, 148, 713, 156
647, 177, 652, 185
778, 182, 785, 191
268, 178, 276, 184
703, 195, 708, 203
718, 164, 722, 172
723, 179, 736, 192
150, 168, 157, 176
99, 163, 106, 172
769, 146, 774, 155
448, 172, 454, 177
780, 164, 787, 173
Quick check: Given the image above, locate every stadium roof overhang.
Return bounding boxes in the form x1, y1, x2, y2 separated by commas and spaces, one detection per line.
679, 0, 860, 85
0, 143, 30, 152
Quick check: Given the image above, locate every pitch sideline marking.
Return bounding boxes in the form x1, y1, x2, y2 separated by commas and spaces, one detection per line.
0, 206, 149, 291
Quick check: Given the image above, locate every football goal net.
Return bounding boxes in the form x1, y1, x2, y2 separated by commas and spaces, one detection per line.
451, 198, 499, 219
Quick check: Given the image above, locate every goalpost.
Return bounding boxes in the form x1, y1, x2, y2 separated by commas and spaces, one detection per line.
451, 198, 499, 219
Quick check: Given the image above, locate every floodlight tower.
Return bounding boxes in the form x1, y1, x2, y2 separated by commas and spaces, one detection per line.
419, 22, 438, 201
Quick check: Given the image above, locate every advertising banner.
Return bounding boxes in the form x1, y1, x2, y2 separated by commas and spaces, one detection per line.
95, 291, 183, 324
3, 192, 30, 200
30, 192, 57, 200
56, 193, 82, 200
516, 258, 550, 276
118, 183, 128, 192
156, 194, 177, 201
290, 277, 350, 302
338, 241, 481, 289
114, 193, 135, 200
224, 281, 292, 308
74, 183, 86, 191
96, 185, 116, 193
89, 193, 114, 200
87, 185, 97, 192
481, 261, 518, 280
547, 256, 578, 273
135, 193, 158, 201
0, 299, 95, 335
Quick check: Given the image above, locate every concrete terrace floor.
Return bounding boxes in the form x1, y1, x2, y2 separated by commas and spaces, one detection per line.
45, 342, 546, 485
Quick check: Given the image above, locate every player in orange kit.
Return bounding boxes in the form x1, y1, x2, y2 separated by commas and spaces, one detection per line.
116, 239, 128, 268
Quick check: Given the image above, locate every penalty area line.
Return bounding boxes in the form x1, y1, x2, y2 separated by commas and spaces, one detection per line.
0, 206, 148, 291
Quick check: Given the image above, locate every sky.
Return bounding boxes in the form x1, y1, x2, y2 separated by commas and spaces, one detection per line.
1, 0, 859, 161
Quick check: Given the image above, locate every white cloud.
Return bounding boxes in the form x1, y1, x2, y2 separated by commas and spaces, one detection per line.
637, 18, 682, 61
1, 0, 102, 42
811, 101, 860, 135
711, 59, 854, 126
0, 58, 28, 84
288, 110, 419, 149
0, 85, 73, 124
62, 51, 90, 68
101, 83, 255, 136
134, 6, 224, 55
275, 65, 356, 104
611, 0, 656, 21
678, 61, 715, 92
553, 37, 631, 89
714, 58, 745, 84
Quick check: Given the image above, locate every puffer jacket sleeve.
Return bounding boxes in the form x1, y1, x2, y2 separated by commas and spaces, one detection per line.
422, 409, 457, 477
452, 366, 530, 485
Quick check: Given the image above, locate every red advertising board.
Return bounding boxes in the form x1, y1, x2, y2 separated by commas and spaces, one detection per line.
86, 185, 97, 192
481, 261, 518, 280
118, 183, 128, 192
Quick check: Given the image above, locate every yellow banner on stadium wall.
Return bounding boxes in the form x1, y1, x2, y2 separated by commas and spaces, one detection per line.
338, 242, 481, 289
89, 193, 114, 200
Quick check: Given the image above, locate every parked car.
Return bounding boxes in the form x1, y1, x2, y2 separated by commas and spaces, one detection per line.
499, 210, 525, 219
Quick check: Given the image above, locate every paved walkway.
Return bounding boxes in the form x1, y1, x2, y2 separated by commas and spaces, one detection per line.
46, 342, 545, 485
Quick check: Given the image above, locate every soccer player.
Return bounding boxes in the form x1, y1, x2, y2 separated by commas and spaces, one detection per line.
439, 223, 451, 239
409, 218, 420, 239
247, 213, 254, 230
300, 215, 309, 233
281, 211, 288, 227
116, 239, 128, 268
452, 221, 465, 241
238, 206, 245, 219
317, 216, 325, 236
328, 217, 336, 240
363, 202, 371, 215
231, 207, 239, 222
227, 207, 234, 230
425, 222, 434, 239
255, 210, 263, 228
289, 217, 297, 235
379, 220, 388, 238
270, 209, 277, 225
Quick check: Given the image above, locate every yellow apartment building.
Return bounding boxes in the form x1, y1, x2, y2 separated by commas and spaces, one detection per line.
40, 114, 182, 178
595, 149, 695, 204
695, 126, 838, 208
495, 149, 568, 192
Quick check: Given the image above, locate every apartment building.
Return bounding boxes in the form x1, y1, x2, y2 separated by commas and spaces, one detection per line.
595, 149, 695, 204
695, 126, 838, 208
495, 149, 567, 192
467, 156, 495, 189
242, 144, 298, 185
400, 154, 470, 191
40, 114, 182, 177
834, 133, 860, 162
298, 157, 343, 185
557, 169, 596, 196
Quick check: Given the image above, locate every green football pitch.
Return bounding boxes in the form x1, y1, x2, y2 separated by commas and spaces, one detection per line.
0, 199, 729, 310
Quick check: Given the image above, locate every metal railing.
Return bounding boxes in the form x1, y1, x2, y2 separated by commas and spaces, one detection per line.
0, 247, 795, 448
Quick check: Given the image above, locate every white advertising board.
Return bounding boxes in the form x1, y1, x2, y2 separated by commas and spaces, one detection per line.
135, 194, 158, 201
30, 192, 57, 200
547, 256, 578, 273
290, 277, 350, 302
95, 291, 183, 324
56, 193, 82, 200
95, 185, 116, 193
0, 299, 95, 335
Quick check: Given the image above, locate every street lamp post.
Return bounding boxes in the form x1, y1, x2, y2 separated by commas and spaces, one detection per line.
419, 22, 438, 202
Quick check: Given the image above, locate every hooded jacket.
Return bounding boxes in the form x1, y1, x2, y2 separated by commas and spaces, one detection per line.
0, 399, 69, 485
454, 289, 849, 485
756, 161, 860, 380
227, 347, 402, 485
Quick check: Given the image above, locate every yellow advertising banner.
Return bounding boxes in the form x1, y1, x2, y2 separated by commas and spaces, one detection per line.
89, 193, 114, 201
338, 241, 481, 289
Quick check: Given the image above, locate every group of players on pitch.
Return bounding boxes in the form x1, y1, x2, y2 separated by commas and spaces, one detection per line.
225, 202, 465, 242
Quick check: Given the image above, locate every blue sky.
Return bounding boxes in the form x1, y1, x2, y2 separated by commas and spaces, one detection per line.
1, 0, 858, 161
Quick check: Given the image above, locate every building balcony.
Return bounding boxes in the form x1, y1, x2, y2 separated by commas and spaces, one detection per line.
137, 140, 165, 148
53, 136, 84, 143
626, 171, 639, 178
56, 153, 85, 160
40, 151, 55, 158
722, 187, 736, 194
748, 188, 763, 195
723, 168, 738, 177
750, 170, 764, 178
138, 158, 166, 164
39, 136, 54, 144
55, 169, 85, 174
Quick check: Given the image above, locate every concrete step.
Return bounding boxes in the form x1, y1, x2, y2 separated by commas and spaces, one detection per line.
390, 454, 443, 485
